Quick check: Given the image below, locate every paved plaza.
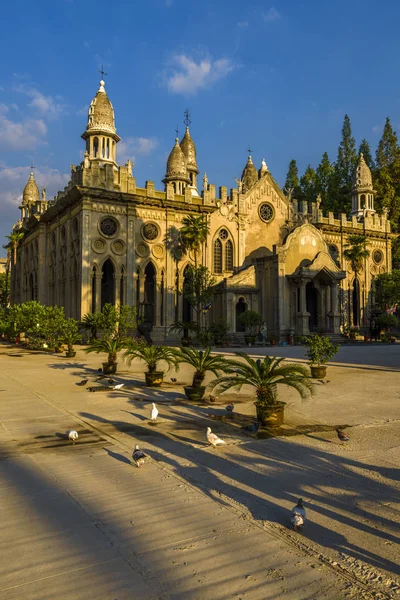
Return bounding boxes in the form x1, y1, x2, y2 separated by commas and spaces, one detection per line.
0, 343, 399, 600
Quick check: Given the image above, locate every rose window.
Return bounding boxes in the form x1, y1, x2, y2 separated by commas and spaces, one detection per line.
373, 249, 383, 265
259, 203, 274, 223
142, 223, 159, 241
100, 217, 118, 236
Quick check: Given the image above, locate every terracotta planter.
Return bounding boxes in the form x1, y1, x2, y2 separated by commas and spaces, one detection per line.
55, 346, 64, 353
65, 350, 76, 358
310, 365, 327, 379
145, 371, 164, 387
184, 386, 206, 401
102, 362, 117, 374
255, 401, 285, 427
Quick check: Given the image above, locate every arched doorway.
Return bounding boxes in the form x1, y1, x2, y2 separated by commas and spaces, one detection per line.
101, 259, 115, 308
352, 278, 360, 326
236, 297, 247, 332
144, 262, 155, 325
306, 281, 318, 331
182, 266, 192, 322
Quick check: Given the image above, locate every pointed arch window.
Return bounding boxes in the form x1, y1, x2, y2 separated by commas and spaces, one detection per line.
213, 239, 223, 274
225, 240, 233, 272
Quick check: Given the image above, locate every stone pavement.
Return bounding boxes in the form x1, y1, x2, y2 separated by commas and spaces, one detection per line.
0, 343, 399, 600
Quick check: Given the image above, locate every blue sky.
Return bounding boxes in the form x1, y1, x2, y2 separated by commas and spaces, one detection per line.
1, 0, 400, 251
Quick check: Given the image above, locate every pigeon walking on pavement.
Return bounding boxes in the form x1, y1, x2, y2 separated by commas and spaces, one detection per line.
170, 377, 177, 383
225, 403, 234, 418
242, 422, 260, 435
336, 428, 350, 442
151, 403, 158, 421
113, 383, 124, 390
132, 444, 148, 468
77, 379, 89, 387
290, 498, 306, 531
66, 430, 79, 444
206, 427, 226, 447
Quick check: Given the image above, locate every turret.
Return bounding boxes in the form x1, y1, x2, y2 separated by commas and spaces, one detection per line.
241, 155, 258, 193
19, 170, 40, 221
163, 138, 190, 194
351, 153, 375, 218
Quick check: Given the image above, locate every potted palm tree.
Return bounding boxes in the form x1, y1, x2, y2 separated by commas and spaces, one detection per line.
62, 318, 81, 358
238, 310, 263, 346
211, 354, 314, 427
302, 334, 339, 378
170, 320, 198, 347
123, 343, 179, 387
176, 346, 228, 401
84, 335, 127, 374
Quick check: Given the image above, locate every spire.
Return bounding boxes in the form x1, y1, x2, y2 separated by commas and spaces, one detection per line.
241, 155, 258, 193
163, 137, 190, 194
351, 152, 375, 217
22, 170, 40, 207
180, 109, 199, 191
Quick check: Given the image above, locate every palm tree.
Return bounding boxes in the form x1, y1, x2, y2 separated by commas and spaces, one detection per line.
211, 354, 314, 424
6, 231, 24, 265
124, 343, 178, 373
84, 335, 128, 373
343, 234, 370, 279
176, 346, 227, 392
180, 215, 209, 267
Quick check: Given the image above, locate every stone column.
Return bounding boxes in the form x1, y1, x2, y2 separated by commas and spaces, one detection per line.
37, 224, 47, 304
114, 273, 120, 307
155, 276, 162, 327
296, 281, 310, 335
328, 281, 341, 333
95, 273, 102, 311
126, 208, 135, 306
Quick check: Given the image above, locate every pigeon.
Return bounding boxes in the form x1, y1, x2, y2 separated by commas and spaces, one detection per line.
170, 377, 177, 383
290, 498, 306, 531
151, 403, 158, 421
225, 403, 234, 417
132, 444, 148, 468
108, 378, 114, 384
113, 383, 124, 390
67, 430, 79, 444
209, 395, 218, 403
77, 379, 88, 387
97, 368, 102, 372
206, 427, 226, 446
336, 428, 350, 442
242, 422, 260, 434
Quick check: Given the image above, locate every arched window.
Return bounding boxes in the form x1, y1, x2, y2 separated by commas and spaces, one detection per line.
135, 268, 140, 304
225, 240, 233, 272
93, 137, 99, 158
214, 239, 222, 273
236, 297, 247, 332
120, 266, 125, 305
101, 259, 115, 308
144, 262, 156, 325
360, 194, 366, 209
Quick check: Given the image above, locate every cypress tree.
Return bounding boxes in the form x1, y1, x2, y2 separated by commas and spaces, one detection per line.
358, 139, 375, 170
284, 159, 301, 199
334, 114, 358, 214
374, 117, 400, 229
300, 165, 318, 204
316, 152, 334, 211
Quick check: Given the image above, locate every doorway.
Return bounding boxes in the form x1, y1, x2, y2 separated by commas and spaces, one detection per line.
144, 262, 155, 325
306, 281, 318, 331
101, 259, 115, 308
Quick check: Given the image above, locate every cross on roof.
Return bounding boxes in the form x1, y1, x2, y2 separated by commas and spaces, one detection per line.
183, 108, 191, 127
175, 124, 179, 136
99, 65, 107, 79
247, 146, 253, 155
30, 164, 35, 172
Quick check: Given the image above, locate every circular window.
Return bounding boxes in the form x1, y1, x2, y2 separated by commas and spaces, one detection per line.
100, 217, 118, 237
142, 223, 159, 241
259, 203, 274, 223
373, 249, 383, 265
219, 228, 229, 240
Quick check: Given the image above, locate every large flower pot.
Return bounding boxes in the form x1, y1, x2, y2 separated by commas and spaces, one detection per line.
55, 346, 64, 353
310, 365, 327, 379
102, 362, 117, 375
145, 371, 164, 387
181, 337, 192, 347
255, 401, 285, 427
245, 335, 256, 347
65, 351, 76, 358
184, 386, 206, 402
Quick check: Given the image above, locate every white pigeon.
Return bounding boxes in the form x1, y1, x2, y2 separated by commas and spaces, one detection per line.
290, 498, 306, 531
150, 403, 158, 421
132, 444, 148, 468
67, 430, 79, 444
206, 427, 226, 447
113, 383, 124, 390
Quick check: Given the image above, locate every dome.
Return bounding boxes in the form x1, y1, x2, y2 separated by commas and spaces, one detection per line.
22, 171, 40, 206
352, 153, 373, 191
83, 80, 119, 138
180, 126, 198, 172
165, 138, 190, 180
241, 155, 258, 192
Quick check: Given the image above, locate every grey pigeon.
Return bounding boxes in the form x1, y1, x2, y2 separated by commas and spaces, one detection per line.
77, 379, 88, 387
290, 498, 306, 531
108, 378, 114, 384
132, 444, 148, 468
225, 403, 234, 417
242, 422, 260, 434
170, 377, 177, 383
336, 428, 350, 442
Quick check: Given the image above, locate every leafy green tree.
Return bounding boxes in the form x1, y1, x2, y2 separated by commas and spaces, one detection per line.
391, 236, 400, 270
358, 139, 375, 170
374, 118, 400, 229
0, 271, 10, 308
343, 234, 370, 281
334, 114, 358, 214
316, 152, 334, 211
374, 269, 400, 310
180, 215, 209, 267
299, 165, 318, 203
284, 159, 301, 199
182, 265, 215, 331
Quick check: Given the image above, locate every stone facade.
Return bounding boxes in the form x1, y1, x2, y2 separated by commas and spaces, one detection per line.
10, 80, 392, 340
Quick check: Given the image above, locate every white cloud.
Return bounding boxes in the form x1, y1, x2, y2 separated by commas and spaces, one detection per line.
0, 115, 47, 151
262, 7, 281, 23
15, 85, 64, 118
118, 136, 159, 163
237, 20, 249, 28
165, 54, 237, 95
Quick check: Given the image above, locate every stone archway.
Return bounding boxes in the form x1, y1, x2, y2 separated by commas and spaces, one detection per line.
144, 262, 155, 325
182, 266, 192, 322
236, 297, 247, 332
306, 281, 319, 331
101, 259, 115, 308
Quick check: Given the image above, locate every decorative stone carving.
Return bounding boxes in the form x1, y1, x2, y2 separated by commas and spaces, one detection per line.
136, 242, 150, 258
373, 249, 383, 264
111, 239, 125, 255
152, 244, 164, 259
259, 202, 274, 223
92, 238, 106, 254
100, 217, 118, 237
142, 222, 159, 241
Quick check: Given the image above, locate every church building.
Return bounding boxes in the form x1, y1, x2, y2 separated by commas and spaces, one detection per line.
10, 79, 392, 340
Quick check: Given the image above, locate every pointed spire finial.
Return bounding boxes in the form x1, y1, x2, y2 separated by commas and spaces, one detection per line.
183, 108, 191, 127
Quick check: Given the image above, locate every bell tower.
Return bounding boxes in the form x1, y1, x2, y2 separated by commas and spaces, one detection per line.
351, 153, 376, 218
